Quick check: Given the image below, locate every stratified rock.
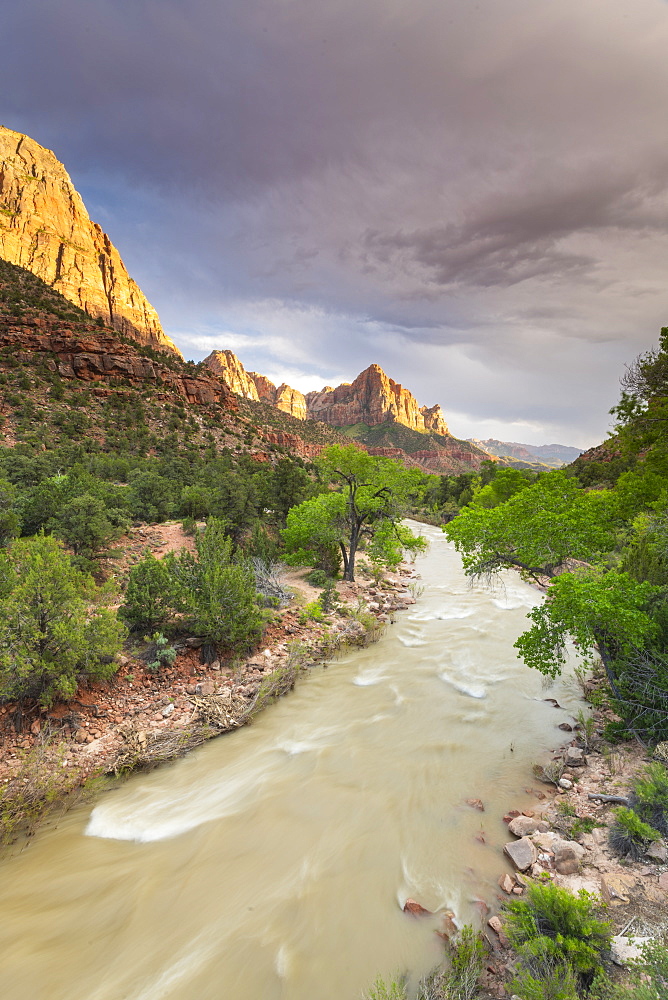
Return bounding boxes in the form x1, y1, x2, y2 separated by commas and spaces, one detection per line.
204, 351, 308, 419
504, 837, 537, 871
508, 816, 549, 837
305, 364, 447, 433
0, 127, 180, 356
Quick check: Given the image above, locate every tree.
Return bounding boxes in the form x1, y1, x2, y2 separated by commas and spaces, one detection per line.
171, 518, 264, 654
54, 492, 127, 559
283, 445, 425, 582
444, 471, 617, 583
121, 552, 177, 630
0, 535, 126, 706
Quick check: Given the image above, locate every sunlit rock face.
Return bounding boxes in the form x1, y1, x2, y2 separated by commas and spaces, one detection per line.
0, 127, 180, 356
204, 350, 308, 419
305, 364, 448, 433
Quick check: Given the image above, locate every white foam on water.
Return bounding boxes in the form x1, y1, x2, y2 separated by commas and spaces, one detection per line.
398, 635, 428, 647
86, 754, 276, 842
438, 674, 487, 699
434, 608, 475, 620
276, 739, 323, 755
353, 667, 388, 686
275, 945, 291, 979
390, 684, 406, 705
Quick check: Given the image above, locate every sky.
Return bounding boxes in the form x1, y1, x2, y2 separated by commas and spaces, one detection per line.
3, 0, 668, 449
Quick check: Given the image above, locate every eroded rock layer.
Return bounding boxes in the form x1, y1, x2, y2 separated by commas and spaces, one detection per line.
0, 127, 180, 356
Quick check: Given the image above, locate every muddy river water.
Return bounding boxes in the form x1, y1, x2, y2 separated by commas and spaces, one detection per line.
0, 524, 580, 1000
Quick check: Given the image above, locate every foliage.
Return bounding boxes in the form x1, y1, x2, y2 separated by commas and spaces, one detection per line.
444, 471, 617, 582
122, 553, 176, 630
608, 806, 661, 860
504, 881, 611, 988
0, 535, 125, 706
363, 977, 406, 1000
629, 761, 668, 836
514, 570, 658, 680
144, 633, 177, 673
299, 600, 325, 624
446, 925, 486, 1000
54, 491, 128, 558
251, 557, 292, 608
304, 568, 329, 587
283, 445, 426, 582
511, 958, 579, 1000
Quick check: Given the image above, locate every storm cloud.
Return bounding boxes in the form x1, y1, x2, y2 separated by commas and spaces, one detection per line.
4, 0, 668, 446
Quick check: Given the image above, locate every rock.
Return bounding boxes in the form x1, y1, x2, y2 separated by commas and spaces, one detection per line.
0, 127, 179, 355
611, 935, 650, 967
503, 810, 521, 823
197, 682, 215, 696
403, 898, 432, 916
487, 916, 510, 949
504, 837, 537, 872
508, 816, 549, 837
645, 841, 668, 862
558, 722, 573, 731
74, 729, 89, 743
439, 911, 458, 939
659, 872, 668, 892
564, 747, 586, 767
498, 874, 515, 894
210, 659, 221, 671
29, 719, 41, 736
161, 703, 174, 718
554, 845, 581, 875
466, 798, 485, 812
115, 654, 130, 668
184, 637, 205, 648
558, 778, 573, 790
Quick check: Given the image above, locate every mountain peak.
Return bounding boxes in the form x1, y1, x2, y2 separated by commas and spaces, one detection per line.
0, 126, 181, 357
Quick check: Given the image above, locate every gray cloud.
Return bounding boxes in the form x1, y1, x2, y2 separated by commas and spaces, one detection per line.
3, 0, 668, 446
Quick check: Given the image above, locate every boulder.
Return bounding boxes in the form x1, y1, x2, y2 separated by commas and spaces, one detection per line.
564, 747, 586, 767
403, 898, 432, 916
554, 845, 581, 875
611, 935, 650, 967
487, 915, 510, 949
508, 816, 549, 838
504, 837, 537, 872
465, 798, 485, 812
645, 841, 668, 862
498, 874, 515, 894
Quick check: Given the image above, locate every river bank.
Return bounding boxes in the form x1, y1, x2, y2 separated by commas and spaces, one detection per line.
0, 548, 419, 845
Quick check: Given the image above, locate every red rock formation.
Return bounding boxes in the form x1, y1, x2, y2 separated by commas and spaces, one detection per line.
204, 351, 308, 419
305, 364, 448, 434
0, 319, 233, 407
0, 127, 180, 357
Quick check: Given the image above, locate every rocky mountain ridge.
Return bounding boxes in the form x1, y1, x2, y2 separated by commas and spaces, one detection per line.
470, 437, 582, 467
0, 126, 180, 357
204, 351, 449, 434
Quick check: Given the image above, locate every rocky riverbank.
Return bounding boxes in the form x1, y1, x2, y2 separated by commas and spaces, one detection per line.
0, 558, 419, 844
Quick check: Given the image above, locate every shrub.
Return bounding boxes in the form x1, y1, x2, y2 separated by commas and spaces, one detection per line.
0, 535, 126, 706
251, 558, 292, 608
304, 568, 328, 587
608, 806, 661, 860
629, 761, 668, 837
144, 633, 177, 673
122, 553, 175, 631
447, 925, 486, 1000
318, 578, 339, 613
511, 958, 579, 1000
504, 881, 611, 989
299, 600, 324, 624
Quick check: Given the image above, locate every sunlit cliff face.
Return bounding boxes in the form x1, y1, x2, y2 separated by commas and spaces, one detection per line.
3, 0, 668, 446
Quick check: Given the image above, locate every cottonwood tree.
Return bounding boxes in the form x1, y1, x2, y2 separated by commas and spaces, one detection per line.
283, 445, 426, 582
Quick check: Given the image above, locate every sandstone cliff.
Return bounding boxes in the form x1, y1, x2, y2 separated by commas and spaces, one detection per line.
0, 127, 180, 356
304, 364, 449, 434
204, 350, 308, 419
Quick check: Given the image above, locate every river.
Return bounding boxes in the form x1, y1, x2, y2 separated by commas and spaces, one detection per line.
0, 524, 580, 1000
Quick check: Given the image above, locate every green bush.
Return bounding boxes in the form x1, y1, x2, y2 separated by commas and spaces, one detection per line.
304, 568, 328, 587
122, 553, 176, 631
608, 806, 661, 860
629, 761, 668, 837
0, 535, 126, 706
144, 633, 177, 673
298, 600, 324, 624
504, 881, 611, 990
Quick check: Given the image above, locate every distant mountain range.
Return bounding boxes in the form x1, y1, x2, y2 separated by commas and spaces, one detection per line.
468, 438, 582, 467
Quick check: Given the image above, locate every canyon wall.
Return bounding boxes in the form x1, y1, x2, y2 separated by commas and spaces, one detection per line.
0, 127, 180, 356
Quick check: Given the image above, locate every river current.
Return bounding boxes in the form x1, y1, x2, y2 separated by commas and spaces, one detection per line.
0, 524, 580, 1000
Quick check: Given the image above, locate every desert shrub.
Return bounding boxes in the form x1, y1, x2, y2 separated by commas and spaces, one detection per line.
251, 558, 292, 608
0, 535, 125, 706
144, 633, 177, 673
318, 578, 339, 613
629, 761, 668, 837
447, 925, 486, 1000
122, 553, 176, 631
181, 515, 198, 536
608, 806, 661, 860
533, 759, 565, 786
363, 977, 406, 1000
299, 600, 324, 624
504, 882, 611, 989
304, 568, 328, 587
511, 958, 579, 1000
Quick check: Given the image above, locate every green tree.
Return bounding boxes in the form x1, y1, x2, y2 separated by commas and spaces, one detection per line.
0, 535, 125, 706
444, 470, 617, 582
54, 492, 127, 559
121, 552, 176, 630
283, 445, 425, 582
0, 478, 19, 546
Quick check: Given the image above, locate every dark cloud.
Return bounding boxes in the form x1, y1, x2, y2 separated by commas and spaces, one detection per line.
3, 0, 668, 445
